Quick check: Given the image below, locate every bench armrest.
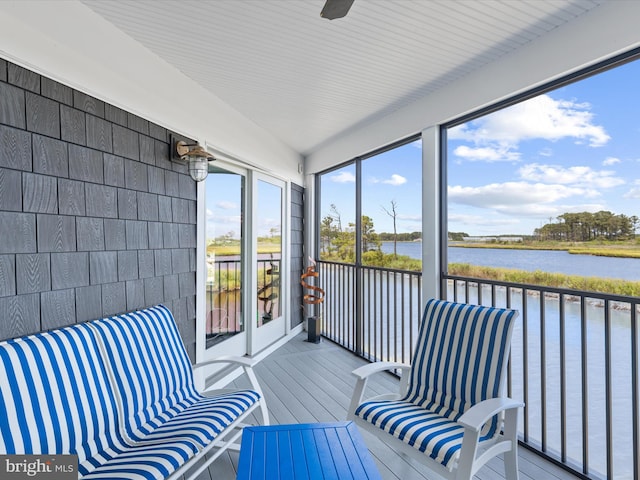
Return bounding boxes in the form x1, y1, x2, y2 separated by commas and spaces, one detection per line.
193, 355, 255, 371
457, 397, 524, 432
192, 355, 270, 425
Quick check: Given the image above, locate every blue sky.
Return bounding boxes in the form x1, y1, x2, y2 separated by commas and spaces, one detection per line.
320, 144, 422, 235
322, 57, 640, 237
206, 172, 283, 240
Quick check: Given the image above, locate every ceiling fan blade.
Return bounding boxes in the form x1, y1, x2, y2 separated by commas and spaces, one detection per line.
320, 0, 355, 20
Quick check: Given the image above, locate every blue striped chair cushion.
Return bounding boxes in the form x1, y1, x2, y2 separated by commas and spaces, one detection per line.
0, 323, 126, 467
355, 299, 516, 469
91, 305, 260, 447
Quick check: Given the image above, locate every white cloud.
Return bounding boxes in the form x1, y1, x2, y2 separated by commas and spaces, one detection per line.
448, 180, 610, 223
453, 145, 520, 162
214, 215, 241, 225
518, 163, 625, 189
331, 171, 355, 183
451, 95, 610, 147
624, 180, 640, 199
623, 189, 640, 199
448, 213, 519, 227
449, 182, 594, 209
369, 174, 408, 186
217, 201, 237, 210
603, 156, 621, 166
494, 203, 605, 217
398, 213, 422, 221
383, 174, 407, 186
539, 148, 553, 157
449, 94, 610, 164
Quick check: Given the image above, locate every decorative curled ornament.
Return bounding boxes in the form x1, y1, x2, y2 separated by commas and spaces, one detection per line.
300, 261, 325, 305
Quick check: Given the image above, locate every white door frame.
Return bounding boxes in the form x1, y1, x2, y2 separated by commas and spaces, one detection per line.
248, 172, 290, 355
196, 160, 249, 362
197, 164, 291, 361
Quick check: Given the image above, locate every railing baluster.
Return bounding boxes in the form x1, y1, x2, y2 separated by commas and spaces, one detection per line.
581, 295, 589, 476
560, 293, 567, 463
632, 300, 639, 480
411, 274, 417, 361
507, 286, 512, 397
386, 270, 390, 362
605, 298, 613, 480
523, 287, 529, 443
541, 290, 547, 453
400, 273, 405, 364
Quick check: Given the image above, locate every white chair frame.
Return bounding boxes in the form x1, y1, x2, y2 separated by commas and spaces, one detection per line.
348, 300, 523, 480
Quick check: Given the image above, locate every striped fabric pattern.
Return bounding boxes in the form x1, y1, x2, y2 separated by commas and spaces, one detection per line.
0, 323, 123, 462
355, 299, 516, 470
0, 305, 261, 480
0, 322, 199, 479
90, 305, 260, 449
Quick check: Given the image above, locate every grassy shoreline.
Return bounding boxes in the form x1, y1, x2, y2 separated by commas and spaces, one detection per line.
448, 263, 640, 297
449, 241, 640, 259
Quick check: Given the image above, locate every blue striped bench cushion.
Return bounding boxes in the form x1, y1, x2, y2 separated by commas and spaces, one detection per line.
0, 322, 199, 479
90, 305, 260, 449
0, 305, 261, 480
355, 299, 516, 470
0, 323, 124, 463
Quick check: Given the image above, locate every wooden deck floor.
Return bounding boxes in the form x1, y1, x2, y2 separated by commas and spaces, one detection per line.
193, 334, 579, 480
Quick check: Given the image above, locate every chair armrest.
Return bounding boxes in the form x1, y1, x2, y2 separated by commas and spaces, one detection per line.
352, 361, 410, 380
457, 397, 524, 432
348, 361, 412, 421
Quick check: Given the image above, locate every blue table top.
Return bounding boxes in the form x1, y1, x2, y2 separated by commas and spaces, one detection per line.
237, 421, 382, 480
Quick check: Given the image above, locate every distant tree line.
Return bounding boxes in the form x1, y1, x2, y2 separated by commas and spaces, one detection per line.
448, 232, 469, 241
378, 231, 422, 241
534, 211, 639, 242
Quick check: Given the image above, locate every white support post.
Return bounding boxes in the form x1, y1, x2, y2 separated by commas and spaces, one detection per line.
422, 126, 441, 302
303, 173, 316, 322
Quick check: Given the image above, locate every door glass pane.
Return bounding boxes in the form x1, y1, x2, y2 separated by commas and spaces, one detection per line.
256, 180, 282, 327
205, 166, 244, 348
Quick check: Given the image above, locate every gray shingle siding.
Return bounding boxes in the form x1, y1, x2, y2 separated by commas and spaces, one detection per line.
0, 60, 198, 360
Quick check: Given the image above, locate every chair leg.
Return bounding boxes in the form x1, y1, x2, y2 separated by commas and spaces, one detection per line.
504, 447, 519, 480
455, 428, 480, 480
503, 408, 520, 480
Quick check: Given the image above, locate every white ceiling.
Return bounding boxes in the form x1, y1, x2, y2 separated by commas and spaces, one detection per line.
81, 0, 606, 156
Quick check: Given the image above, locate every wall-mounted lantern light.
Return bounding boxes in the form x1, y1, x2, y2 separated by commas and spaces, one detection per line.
170, 135, 215, 182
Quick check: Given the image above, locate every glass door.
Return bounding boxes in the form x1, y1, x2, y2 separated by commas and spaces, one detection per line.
198, 163, 248, 359
250, 175, 287, 354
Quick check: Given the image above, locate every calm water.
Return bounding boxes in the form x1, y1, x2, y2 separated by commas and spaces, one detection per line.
380, 241, 640, 281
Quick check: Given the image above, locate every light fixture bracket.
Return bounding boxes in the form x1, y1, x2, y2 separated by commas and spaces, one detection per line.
170, 135, 215, 182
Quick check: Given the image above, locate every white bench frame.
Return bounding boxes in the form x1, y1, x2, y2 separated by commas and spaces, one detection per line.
168, 356, 270, 480
0, 306, 270, 480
